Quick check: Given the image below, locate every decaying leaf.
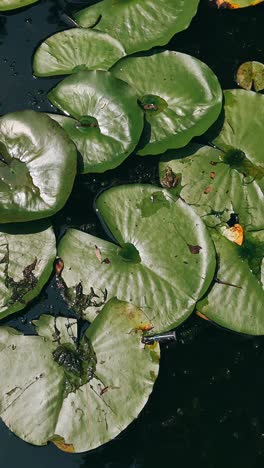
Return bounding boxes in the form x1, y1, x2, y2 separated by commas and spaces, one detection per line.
236, 61, 264, 92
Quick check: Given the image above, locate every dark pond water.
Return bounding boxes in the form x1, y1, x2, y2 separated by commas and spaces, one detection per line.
1, 1, 264, 467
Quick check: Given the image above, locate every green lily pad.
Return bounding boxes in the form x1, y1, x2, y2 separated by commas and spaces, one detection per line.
0, 0, 38, 10
0, 298, 160, 452
74, 0, 199, 55
215, 0, 264, 8
111, 51, 222, 156
159, 89, 264, 230
196, 229, 264, 335
57, 184, 216, 332
236, 61, 264, 92
0, 110, 77, 223
48, 71, 143, 173
0, 221, 56, 320
33, 29, 126, 78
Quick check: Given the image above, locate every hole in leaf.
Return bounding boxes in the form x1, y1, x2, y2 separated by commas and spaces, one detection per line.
139, 94, 168, 115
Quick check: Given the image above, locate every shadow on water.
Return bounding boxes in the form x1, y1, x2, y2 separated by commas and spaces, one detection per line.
1, 0, 264, 467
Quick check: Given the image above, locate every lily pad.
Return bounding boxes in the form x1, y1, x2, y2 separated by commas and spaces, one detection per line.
0, 221, 56, 320
159, 89, 264, 230
0, 110, 77, 223
0, 298, 160, 452
48, 71, 143, 173
57, 184, 216, 332
33, 29, 126, 77
74, 0, 200, 55
0, 0, 38, 10
111, 51, 222, 156
196, 229, 264, 335
215, 0, 264, 8
236, 61, 264, 92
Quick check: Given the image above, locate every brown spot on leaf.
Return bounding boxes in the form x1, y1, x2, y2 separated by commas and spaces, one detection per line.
204, 186, 212, 194
100, 386, 109, 396
95, 245, 102, 263
188, 244, 202, 254
210, 172, 216, 179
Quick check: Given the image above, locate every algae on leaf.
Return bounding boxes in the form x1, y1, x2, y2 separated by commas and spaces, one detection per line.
0, 221, 56, 320
111, 51, 222, 156
57, 184, 216, 333
48, 71, 143, 174
33, 29, 126, 77
0, 111, 77, 223
74, 0, 200, 55
0, 299, 160, 453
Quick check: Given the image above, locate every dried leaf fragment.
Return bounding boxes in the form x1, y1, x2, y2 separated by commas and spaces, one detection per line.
221, 224, 244, 246
51, 436, 75, 453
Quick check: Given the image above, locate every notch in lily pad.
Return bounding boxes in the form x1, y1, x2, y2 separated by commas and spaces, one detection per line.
111, 51, 222, 155
0, 299, 160, 453
33, 28, 126, 77
236, 61, 264, 92
57, 184, 216, 332
159, 90, 264, 230
48, 71, 143, 174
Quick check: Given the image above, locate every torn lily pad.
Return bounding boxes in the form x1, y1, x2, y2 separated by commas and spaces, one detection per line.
0, 299, 160, 453
57, 184, 216, 332
33, 29, 126, 77
111, 51, 222, 155
0, 0, 38, 10
196, 229, 264, 335
215, 0, 263, 8
48, 71, 143, 173
0, 221, 56, 320
236, 61, 264, 92
159, 90, 264, 230
74, 0, 199, 55
0, 110, 77, 223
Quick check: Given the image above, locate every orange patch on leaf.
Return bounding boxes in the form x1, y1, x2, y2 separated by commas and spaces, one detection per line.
216, 0, 263, 8
51, 436, 75, 453
204, 186, 212, 194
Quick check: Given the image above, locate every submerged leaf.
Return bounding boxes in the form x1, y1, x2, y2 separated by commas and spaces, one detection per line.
0, 110, 77, 223
111, 51, 222, 155
33, 29, 125, 77
0, 221, 56, 320
48, 71, 143, 174
0, 299, 159, 452
57, 184, 216, 333
74, 0, 200, 55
